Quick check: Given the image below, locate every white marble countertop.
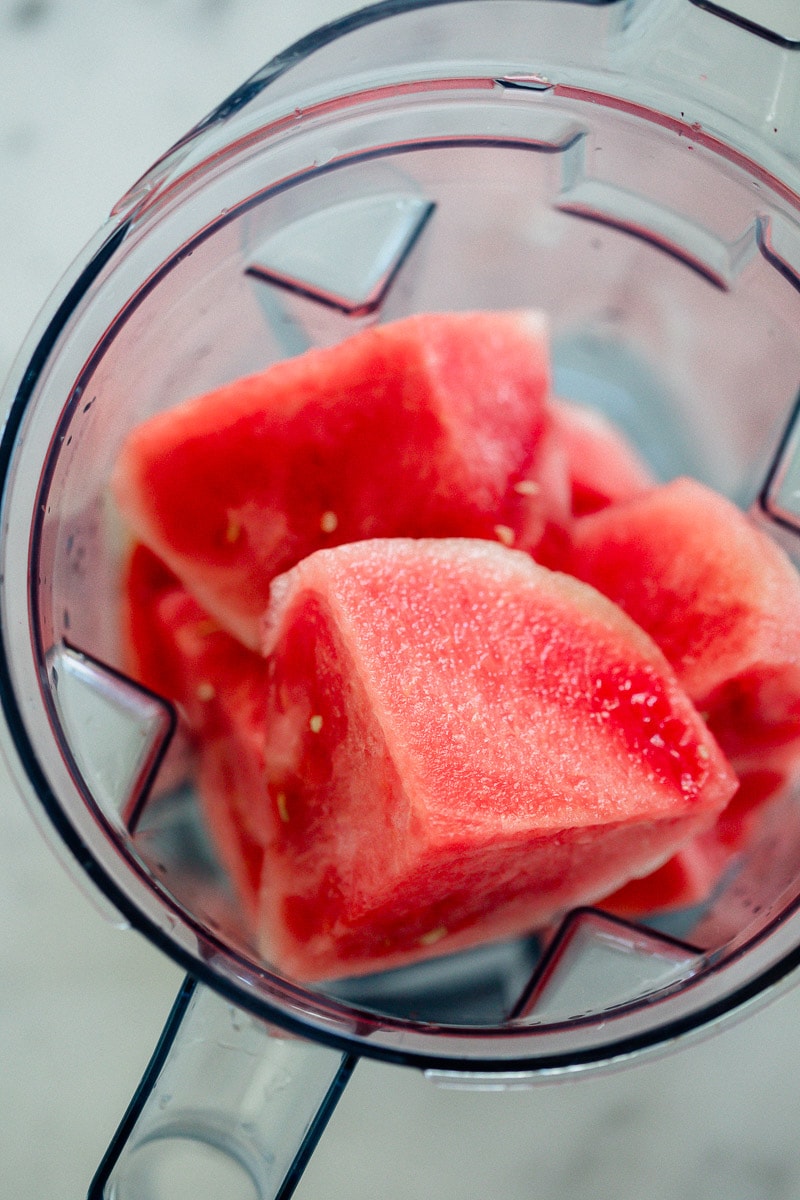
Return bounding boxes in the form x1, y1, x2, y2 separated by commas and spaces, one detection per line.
3, 3, 800, 1199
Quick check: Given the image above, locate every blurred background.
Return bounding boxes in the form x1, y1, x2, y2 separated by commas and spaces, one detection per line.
3, 2, 800, 1198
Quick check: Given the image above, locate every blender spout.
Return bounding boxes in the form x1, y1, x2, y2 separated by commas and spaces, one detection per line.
88, 977, 356, 1200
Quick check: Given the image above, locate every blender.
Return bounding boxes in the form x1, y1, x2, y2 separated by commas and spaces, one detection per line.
2, 1, 800, 1197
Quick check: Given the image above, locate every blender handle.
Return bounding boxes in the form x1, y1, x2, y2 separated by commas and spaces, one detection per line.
88, 976, 356, 1200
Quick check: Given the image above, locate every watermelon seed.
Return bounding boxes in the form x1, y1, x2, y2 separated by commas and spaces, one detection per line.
320, 510, 338, 534
309, 714, 324, 733
193, 617, 219, 638
225, 518, 241, 544
697, 744, 710, 760
276, 792, 290, 823
494, 524, 515, 546
196, 681, 216, 702
513, 480, 540, 496
418, 926, 447, 946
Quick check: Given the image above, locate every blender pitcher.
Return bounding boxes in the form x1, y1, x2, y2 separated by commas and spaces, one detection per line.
3, 1, 800, 1197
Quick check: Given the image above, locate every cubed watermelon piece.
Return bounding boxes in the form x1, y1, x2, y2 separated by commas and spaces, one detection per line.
567, 477, 800, 763
254, 538, 736, 980
600, 830, 732, 918
121, 542, 189, 708
601, 754, 800, 920
112, 311, 566, 650
122, 544, 267, 917
567, 477, 800, 916
601, 760, 797, 918
550, 399, 655, 517
532, 400, 655, 570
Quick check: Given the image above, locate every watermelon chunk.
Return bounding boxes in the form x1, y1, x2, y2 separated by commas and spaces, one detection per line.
550, 399, 655, 517
112, 311, 566, 650
122, 544, 267, 917
602, 760, 798, 918
567, 477, 800, 762
253, 538, 736, 980
601, 830, 733, 918
532, 400, 655, 570
568, 477, 800, 916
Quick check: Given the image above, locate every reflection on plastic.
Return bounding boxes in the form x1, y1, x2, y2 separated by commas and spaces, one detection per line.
513, 909, 700, 1024
47, 643, 175, 831
246, 193, 434, 314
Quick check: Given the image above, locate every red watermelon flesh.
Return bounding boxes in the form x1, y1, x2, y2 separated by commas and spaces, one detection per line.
122, 542, 189, 709
120, 542, 201, 797
567, 477, 800, 762
531, 399, 654, 570
601, 756, 800, 918
600, 830, 732, 918
254, 538, 736, 980
122, 543, 267, 918
550, 399, 655, 518
568, 477, 800, 917
111, 310, 566, 651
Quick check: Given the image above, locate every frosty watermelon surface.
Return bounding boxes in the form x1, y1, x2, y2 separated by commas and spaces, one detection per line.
258, 538, 734, 978
568, 477, 800, 766
122, 537, 735, 980
112, 310, 564, 650
602, 760, 797, 918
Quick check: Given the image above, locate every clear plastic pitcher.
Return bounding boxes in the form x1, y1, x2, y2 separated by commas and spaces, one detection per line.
3, 2, 800, 1197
